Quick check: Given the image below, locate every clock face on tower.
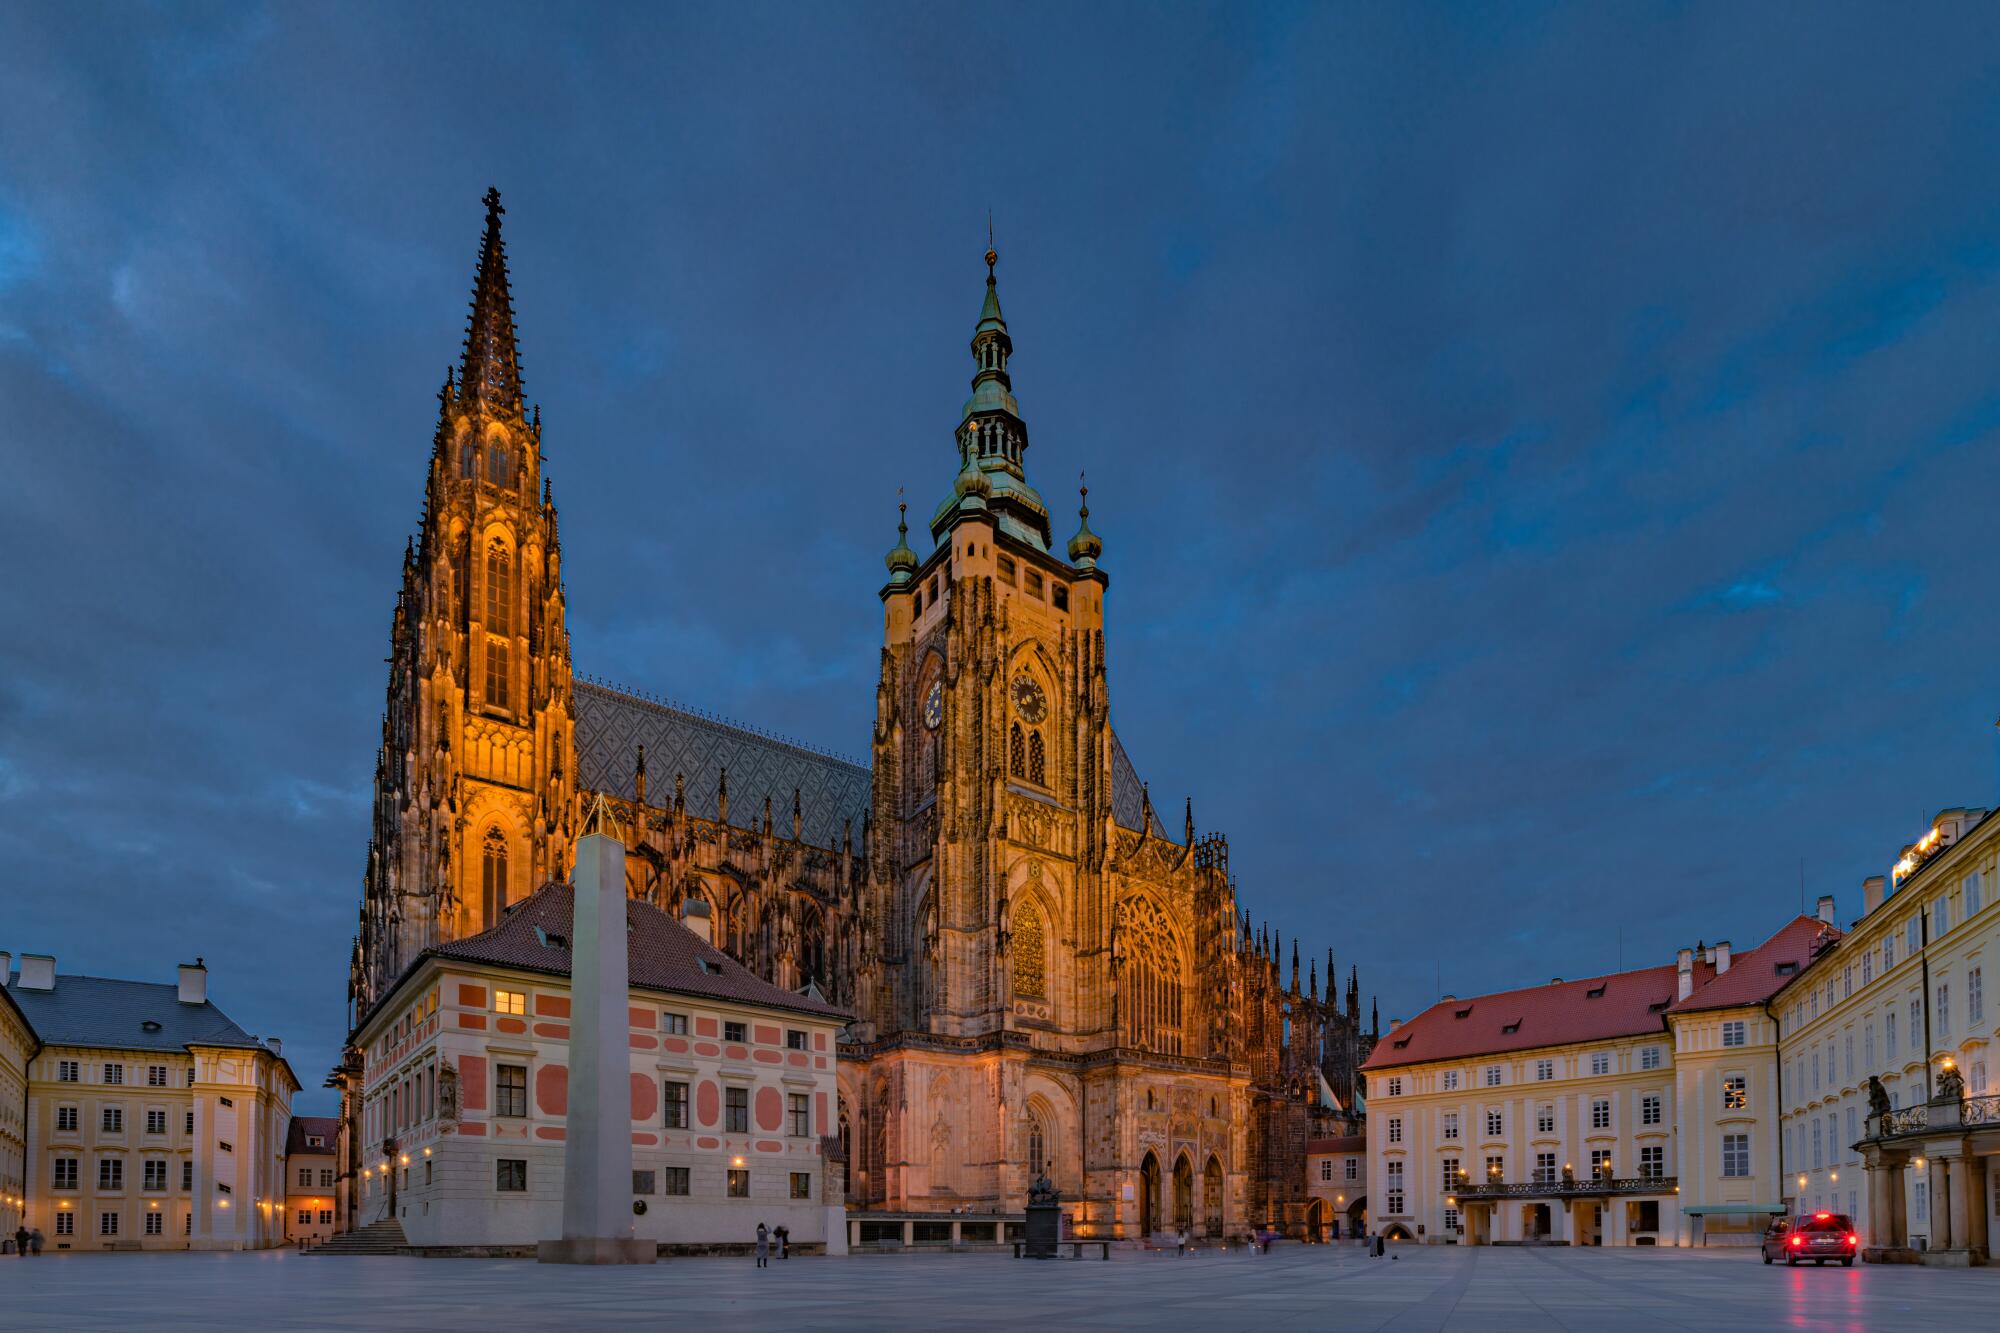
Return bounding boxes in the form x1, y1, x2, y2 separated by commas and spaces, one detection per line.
1011, 675, 1047, 724
923, 681, 943, 730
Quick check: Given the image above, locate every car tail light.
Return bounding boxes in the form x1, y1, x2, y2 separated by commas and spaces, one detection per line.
1846, 1234, 1858, 1246
1790, 1235, 1804, 1247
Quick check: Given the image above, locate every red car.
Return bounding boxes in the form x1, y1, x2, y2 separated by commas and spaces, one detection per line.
1762, 1212, 1858, 1266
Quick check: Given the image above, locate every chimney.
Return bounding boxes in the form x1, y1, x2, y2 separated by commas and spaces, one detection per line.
1676, 947, 1694, 1001
1387, 1016, 1402, 1033
18, 954, 55, 992
1815, 894, 1836, 926
177, 958, 207, 1006
267, 1038, 282, 1057
1714, 941, 1732, 975
679, 899, 712, 946
1863, 876, 1886, 916
0, 952, 10, 988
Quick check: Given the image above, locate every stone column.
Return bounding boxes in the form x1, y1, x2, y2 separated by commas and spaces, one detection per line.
1945, 1155, 1971, 1254
1967, 1156, 1989, 1257
1867, 1160, 1897, 1250
538, 829, 653, 1264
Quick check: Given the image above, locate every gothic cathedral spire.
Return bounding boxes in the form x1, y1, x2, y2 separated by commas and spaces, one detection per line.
459, 187, 525, 415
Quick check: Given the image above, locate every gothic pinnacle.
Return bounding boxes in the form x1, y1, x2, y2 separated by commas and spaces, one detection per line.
458, 186, 524, 415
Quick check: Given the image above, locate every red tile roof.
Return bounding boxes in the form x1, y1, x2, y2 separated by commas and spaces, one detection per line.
285, 1115, 340, 1157
1362, 915, 1828, 1072
1307, 1135, 1366, 1155
427, 881, 848, 1023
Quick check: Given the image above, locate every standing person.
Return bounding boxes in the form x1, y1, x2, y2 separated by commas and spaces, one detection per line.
776, 1225, 789, 1260
755, 1221, 769, 1269
28, 1228, 42, 1256
1176, 1226, 1187, 1256
12, 1226, 26, 1258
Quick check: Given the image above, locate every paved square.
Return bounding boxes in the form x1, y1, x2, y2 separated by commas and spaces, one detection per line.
0, 1244, 1981, 1330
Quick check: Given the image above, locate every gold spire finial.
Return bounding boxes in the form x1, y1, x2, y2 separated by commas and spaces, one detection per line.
985, 211, 997, 275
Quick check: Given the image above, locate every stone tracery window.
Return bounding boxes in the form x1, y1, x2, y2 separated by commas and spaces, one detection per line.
1009, 723, 1026, 780
1027, 1106, 1051, 1181
1013, 900, 1046, 999
1028, 731, 1046, 786
484, 541, 512, 711
1119, 896, 1186, 1055
481, 829, 508, 929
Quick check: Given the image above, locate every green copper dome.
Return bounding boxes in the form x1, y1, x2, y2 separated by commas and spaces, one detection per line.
885, 502, 918, 583
1067, 484, 1102, 566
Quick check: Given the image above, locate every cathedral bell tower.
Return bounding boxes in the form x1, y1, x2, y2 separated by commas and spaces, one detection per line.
865, 242, 1116, 1044
356, 189, 576, 1017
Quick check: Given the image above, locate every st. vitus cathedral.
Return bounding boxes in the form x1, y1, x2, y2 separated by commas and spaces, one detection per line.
351, 191, 1374, 1238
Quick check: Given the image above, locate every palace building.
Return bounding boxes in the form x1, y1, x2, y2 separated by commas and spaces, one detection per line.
344, 190, 1373, 1242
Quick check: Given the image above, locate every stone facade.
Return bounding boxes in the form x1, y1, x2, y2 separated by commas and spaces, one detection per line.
348, 192, 1373, 1241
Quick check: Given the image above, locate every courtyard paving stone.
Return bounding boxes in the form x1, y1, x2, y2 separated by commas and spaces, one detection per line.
0, 1242, 1984, 1331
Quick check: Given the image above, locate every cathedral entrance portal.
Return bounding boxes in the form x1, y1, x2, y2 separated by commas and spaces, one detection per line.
1172, 1154, 1194, 1234
1203, 1155, 1224, 1237
1140, 1152, 1161, 1238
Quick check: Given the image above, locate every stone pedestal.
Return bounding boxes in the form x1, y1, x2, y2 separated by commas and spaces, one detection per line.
538, 829, 654, 1266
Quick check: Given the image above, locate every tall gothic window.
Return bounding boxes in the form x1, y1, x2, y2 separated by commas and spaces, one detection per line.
481, 830, 508, 929
485, 542, 511, 710
1009, 723, 1026, 780
1027, 1110, 1049, 1181
1120, 896, 1185, 1055
1028, 731, 1046, 786
1013, 901, 1046, 999
486, 440, 511, 488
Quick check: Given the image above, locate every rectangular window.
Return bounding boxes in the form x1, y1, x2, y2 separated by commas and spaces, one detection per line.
725, 1086, 749, 1133
632, 1170, 655, 1195
1386, 1190, 1405, 1215
99, 1158, 122, 1190
298, 1210, 312, 1226
104, 1064, 124, 1085
1722, 1133, 1750, 1178
1722, 1076, 1747, 1111
1972, 966, 1985, 1025
1386, 1117, 1402, 1145
1910, 997, 1922, 1042
1640, 1145, 1664, 1179
1484, 1155, 1504, 1182
299, 1168, 313, 1187
1442, 1112, 1459, 1140
997, 555, 1016, 586
1915, 1180, 1928, 1219
787, 1092, 810, 1138
144, 1160, 166, 1191
494, 989, 526, 1016
53, 1157, 77, 1190
1811, 1119, 1823, 1168
1440, 1157, 1460, 1191
1844, 1034, 1855, 1083
786, 1029, 808, 1051
790, 1172, 812, 1200
1535, 1059, 1553, 1081
1442, 1070, 1459, 1091
1346, 1159, 1359, 1181
1967, 871, 1984, 915
1884, 936, 1895, 971
1387, 1077, 1403, 1096
319, 1209, 334, 1225
1590, 1053, 1610, 1076
1485, 1109, 1503, 1136
1721, 1020, 1746, 1047
1534, 1152, 1557, 1185
1865, 1021, 1876, 1069
662, 1011, 689, 1036
664, 1167, 690, 1196
1320, 1159, 1332, 1182
1640, 1047, 1661, 1071
100, 1212, 118, 1237
664, 1081, 689, 1129
1485, 1066, 1501, 1087
145, 1212, 162, 1236
57, 1105, 77, 1132
1937, 982, 1951, 1037
1052, 584, 1068, 612
1886, 1009, 1898, 1059
1907, 920, 1921, 955
147, 1110, 166, 1135
55, 1212, 73, 1236
496, 1064, 528, 1118
490, 1159, 527, 1193
321, 1169, 334, 1187
1590, 1149, 1612, 1179
146, 1065, 167, 1087
1935, 899, 1951, 936
182, 1161, 192, 1191
724, 1021, 747, 1043
485, 638, 510, 711
58, 1060, 78, 1082
1591, 1099, 1610, 1129
1641, 1094, 1662, 1126
1025, 568, 1044, 599
102, 1107, 123, 1133
1536, 1106, 1554, 1134
1863, 951, 1874, 985
1443, 1206, 1461, 1234
727, 1169, 750, 1198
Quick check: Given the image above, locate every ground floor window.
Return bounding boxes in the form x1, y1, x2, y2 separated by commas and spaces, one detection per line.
728, 1169, 750, 1198
633, 1171, 655, 1195
318, 1210, 333, 1225
496, 1159, 527, 1192
664, 1168, 689, 1196
1442, 1207, 1460, 1234
790, 1172, 811, 1199
55, 1213, 73, 1236
298, 1209, 312, 1225
99, 1212, 118, 1237
144, 1212, 161, 1236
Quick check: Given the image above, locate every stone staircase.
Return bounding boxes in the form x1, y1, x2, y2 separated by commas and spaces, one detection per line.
305, 1219, 408, 1256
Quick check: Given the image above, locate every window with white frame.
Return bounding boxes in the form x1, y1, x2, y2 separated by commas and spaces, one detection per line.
1534, 1152, 1557, 1184
1640, 1046, 1661, 1070
1721, 1020, 1746, 1047
1935, 899, 1950, 936
1385, 1159, 1404, 1214
1970, 965, 1984, 1025
1811, 1119, 1823, 1167
1535, 1059, 1554, 1081
1642, 1093, 1662, 1126
1386, 1117, 1402, 1144
1591, 1099, 1610, 1129
1938, 981, 1951, 1036
1386, 1077, 1402, 1097
1640, 1144, 1664, 1179
1485, 1109, 1503, 1136
1722, 1133, 1750, 1177
1910, 997, 1922, 1042
1320, 1159, 1333, 1182
1485, 1066, 1502, 1087
1536, 1105, 1555, 1134
1723, 1075, 1747, 1111
1441, 1157, 1460, 1191
1863, 950, 1874, 985
1442, 1070, 1460, 1091
1886, 1008, 1898, 1058
1442, 1112, 1459, 1140
494, 989, 527, 1017
1967, 871, 1984, 915
1345, 1158, 1358, 1181
1443, 1206, 1461, 1233
1907, 920, 1920, 955
1884, 935, 1895, 970
1590, 1052, 1610, 1076
1590, 1148, 1612, 1178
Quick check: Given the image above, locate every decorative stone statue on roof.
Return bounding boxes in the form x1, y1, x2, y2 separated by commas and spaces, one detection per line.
1865, 1075, 1891, 1122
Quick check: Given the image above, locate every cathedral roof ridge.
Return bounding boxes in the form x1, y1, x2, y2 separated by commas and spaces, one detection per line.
575, 676, 867, 771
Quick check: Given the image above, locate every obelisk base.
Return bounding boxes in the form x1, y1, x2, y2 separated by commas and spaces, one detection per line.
537, 1237, 656, 1265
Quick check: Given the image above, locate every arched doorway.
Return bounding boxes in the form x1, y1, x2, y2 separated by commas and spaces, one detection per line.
1139, 1152, 1161, 1237
1528, 1203, 1551, 1240
1382, 1223, 1415, 1241
1306, 1198, 1329, 1243
1346, 1196, 1367, 1238
1203, 1156, 1224, 1237
1173, 1154, 1194, 1233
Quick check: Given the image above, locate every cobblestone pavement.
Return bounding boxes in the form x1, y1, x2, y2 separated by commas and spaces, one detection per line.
0, 1242, 1983, 1330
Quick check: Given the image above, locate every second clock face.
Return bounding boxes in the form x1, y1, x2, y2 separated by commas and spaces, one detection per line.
1012, 675, 1047, 724
923, 681, 943, 730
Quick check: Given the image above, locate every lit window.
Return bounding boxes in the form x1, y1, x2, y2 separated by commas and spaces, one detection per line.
494, 988, 526, 1016
1722, 1076, 1747, 1112
790, 1172, 812, 1200
727, 1169, 749, 1198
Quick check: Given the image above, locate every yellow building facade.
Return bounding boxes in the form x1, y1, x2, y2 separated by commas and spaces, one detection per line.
1781, 805, 2000, 1263
0, 968, 31, 1243
285, 1115, 339, 1244
6, 957, 298, 1251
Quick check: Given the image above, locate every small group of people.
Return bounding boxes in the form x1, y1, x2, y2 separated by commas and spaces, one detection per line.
9, 1225, 44, 1256
752, 1222, 791, 1267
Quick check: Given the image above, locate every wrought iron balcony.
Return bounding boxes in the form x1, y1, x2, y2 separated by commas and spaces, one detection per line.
1866, 1094, 2000, 1141
1447, 1175, 1676, 1201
